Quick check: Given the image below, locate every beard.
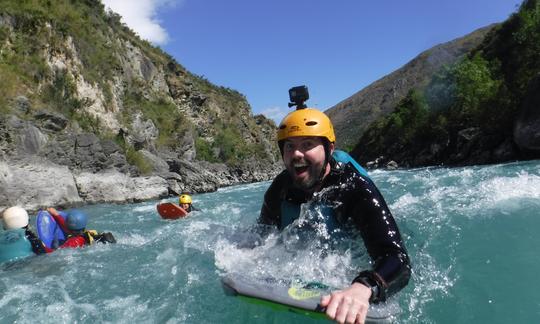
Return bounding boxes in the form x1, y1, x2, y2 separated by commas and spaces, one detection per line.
286, 159, 323, 191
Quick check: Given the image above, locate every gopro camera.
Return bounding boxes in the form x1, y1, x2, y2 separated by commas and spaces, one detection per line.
288, 85, 309, 109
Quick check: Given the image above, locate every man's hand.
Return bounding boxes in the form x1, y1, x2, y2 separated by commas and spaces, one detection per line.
320, 282, 371, 324
47, 207, 59, 217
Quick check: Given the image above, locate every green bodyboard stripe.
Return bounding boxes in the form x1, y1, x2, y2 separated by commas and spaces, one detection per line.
222, 275, 398, 323
237, 295, 328, 320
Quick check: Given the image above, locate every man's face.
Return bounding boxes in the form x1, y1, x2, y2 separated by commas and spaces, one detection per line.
180, 203, 190, 211
282, 136, 329, 190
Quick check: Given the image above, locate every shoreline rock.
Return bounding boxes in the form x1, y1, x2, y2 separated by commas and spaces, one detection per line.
75, 170, 169, 204
0, 157, 82, 212
0, 156, 281, 213
0, 114, 281, 213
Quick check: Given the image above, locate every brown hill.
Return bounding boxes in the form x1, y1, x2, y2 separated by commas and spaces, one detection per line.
325, 25, 495, 150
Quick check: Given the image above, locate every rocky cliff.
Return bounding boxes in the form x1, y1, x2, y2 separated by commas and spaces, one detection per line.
0, 1, 281, 211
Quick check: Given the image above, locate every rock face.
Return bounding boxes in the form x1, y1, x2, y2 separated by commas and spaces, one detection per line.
0, 114, 282, 211
326, 26, 494, 150
75, 171, 169, 204
0, 158, 82, 211
0, 3, 281, 212
0, 110, 281, 212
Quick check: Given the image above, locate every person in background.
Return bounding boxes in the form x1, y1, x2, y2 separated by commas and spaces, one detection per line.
259, 106, 411, 323
178, 194, 200, 213
47, 207, 116, 249
1, 206, 47, 255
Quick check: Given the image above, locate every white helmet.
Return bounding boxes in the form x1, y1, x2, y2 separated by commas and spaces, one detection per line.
2, 206, 29, 230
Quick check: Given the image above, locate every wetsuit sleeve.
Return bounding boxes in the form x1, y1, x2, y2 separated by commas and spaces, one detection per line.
258, 171, 288, 227
94, 232, 117, 244
24, 228, 47, 255
349, 176, 411, 303
48, 208, 68, 234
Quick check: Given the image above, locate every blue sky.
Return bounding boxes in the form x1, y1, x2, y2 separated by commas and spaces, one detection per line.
102, 0, 522, 123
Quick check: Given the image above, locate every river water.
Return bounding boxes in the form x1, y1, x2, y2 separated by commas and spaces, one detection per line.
1, 160, 540, 323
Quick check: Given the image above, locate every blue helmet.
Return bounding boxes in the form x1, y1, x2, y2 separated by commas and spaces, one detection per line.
66, 210, 87, 231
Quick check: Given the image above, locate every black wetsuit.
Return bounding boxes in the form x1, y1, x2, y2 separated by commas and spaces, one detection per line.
259, 158, 411, 303
186, 205, 201, 213
24, 228, 47, 255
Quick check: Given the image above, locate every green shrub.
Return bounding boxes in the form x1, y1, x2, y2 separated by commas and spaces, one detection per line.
125, 146, 152, 175
194, 124, 268, 166
122, 93, 192, 149
214, 127, 244, 163
195, 137, 217, 162
426, 53, 501, 124
370, 90, 430, 146
75, 111, 101, 133
1, 0, 126, 92
41, 70, 83, 117
0, 65, 24, 114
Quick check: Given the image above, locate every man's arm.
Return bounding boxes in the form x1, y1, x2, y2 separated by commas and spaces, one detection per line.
47, 207, 69, 233
24, 229, 52, 254
258, 198, 279, 226
321, 174, 410, 323
351, 177, 411, 302
258, 172, 289, 227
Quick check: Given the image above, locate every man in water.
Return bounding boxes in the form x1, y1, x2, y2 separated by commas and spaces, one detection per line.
47, 208, 116, 248
1, 206, 47, 255
259, 107, 410, 323
178, 194, 200, 213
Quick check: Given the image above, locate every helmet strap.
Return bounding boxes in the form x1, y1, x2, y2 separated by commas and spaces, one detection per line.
278, 141, 285, 157
306, 138, 332, 192
318, 139, 332, 182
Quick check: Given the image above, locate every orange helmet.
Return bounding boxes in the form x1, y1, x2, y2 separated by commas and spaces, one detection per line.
277, 108, 335, 143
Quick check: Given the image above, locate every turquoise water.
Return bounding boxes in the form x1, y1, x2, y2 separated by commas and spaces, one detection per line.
1, 161, 540, 323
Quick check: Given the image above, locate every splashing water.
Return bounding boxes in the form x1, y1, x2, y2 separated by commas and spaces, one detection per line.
1, 161, 540, 323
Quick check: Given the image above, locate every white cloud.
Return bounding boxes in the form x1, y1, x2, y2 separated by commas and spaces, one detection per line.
260, 106, 288, 124
101, 0, 180, 45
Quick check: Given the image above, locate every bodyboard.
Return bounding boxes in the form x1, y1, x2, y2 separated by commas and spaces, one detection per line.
36, 210, 67, 249
0, 229, 33, 263
221, 274, 398, 323
156, 203, 188, 220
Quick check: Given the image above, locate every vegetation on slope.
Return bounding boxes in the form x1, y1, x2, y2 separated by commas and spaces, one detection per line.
0, 0, 277, 170
354, 0, 539, 167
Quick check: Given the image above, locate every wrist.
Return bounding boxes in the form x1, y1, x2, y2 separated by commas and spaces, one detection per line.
352, 276, 379, 303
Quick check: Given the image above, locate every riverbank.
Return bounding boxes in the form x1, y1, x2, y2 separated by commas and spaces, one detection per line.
0, 155, 280, 213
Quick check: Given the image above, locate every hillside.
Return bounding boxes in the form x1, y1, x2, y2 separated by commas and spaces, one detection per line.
0, 0, 281, 210
351, 0, 540, 168
326, 25, 494, 150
